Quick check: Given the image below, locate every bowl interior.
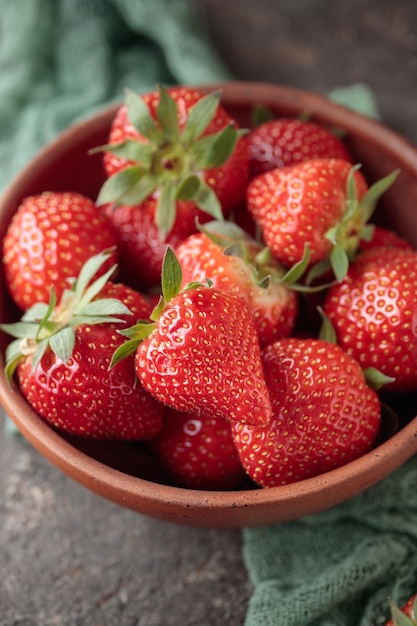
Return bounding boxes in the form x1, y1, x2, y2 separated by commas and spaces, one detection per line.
1, 81, 417, 528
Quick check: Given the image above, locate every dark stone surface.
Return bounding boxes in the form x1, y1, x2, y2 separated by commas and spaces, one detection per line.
2, 2, 417, 624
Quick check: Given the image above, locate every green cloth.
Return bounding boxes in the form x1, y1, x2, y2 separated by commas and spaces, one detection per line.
0, 0, 230, 193
243, 456, 417, 626
1, 3, 416, 625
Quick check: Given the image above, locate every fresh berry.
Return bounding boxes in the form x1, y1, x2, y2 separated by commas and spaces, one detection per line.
387, 594, 417, 625
231, 337, 381, 487
1, 252, 163, 440
323, 246, 417, 392
111, 247, 272, 427
2, 191, 118, 311
100, 197, 186, 289
248, 117, 353, 178
96, 85, 249, 239
175, 221, 298, 347
150, 407, 245, 490
246, 158, 397, 281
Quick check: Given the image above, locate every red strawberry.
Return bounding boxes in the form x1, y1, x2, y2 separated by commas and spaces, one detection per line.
150, 407, 245, 490
323, 246, 417, 392
246, 158, 397, 282
248, 117, 353, 178
111, 247, 272, 427
96, 85, 249, 239
1, 252, 163, 440
387, 594, 417, 625
231, 337, 381, 487
175, 222, 298, 347
2, 191, 118, 311
101, 197, 186, 290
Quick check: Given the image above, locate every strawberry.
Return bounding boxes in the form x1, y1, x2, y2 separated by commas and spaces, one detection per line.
387, 594, 417, 625
100, 197, 186, 290
323, 246, 417, 392
111, 246, 272, 427
246, 158, 397, 282
231, 337, 381, 487
2, 191, 118, 311
247, 117, 353, 178
175, 221, 299, 347
96, 85, 249, 240
150, 407, 245, 490
1, 251, 163, 440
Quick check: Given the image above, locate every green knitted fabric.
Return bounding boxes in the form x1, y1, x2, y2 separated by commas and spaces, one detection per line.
243, 456, 417, 626
0, 0, 231, 193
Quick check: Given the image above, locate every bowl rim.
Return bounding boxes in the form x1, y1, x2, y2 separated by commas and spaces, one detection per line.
1, 80, 417, 527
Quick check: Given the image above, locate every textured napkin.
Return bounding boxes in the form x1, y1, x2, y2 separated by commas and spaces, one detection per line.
0, 0, 231, 193
1, 3, 416, 625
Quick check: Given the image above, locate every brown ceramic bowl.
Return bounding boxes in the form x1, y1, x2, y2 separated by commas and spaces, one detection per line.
1, 81, 417, 528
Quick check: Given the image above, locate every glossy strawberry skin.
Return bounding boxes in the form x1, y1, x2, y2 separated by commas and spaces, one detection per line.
2, 191, 118, 311
175, 232, 298, 347
135, 287, 272, 427
101, 198, 187, 290
323, 247, 417, 392
103, 86, 249, 217
246, 158, 368, 267
248, 117, 353, 178
150, 407, 245, 490
231, 338, 381, 487
17, 283, 164, 440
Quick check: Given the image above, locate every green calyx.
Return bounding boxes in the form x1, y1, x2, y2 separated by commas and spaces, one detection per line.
308, 165, 399, 284
200, 220, 333, 293
389, 597, 417, 626
109, 246, 211, 368
95, 85, 245, 239
1, 250, 132, 382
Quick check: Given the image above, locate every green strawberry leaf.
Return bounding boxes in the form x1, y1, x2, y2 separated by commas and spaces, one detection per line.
22, 302, 50, 322
363, 367, 396, 390
4, 339, 24, 383
317, 307, 338, 344
192, 178, 224, 221
305, 258, 331, 285
89, 139, 153, 166
49, 326, 75, 364
110, 337, 142, 368
96, 165, 150, 206
198, 219, 248, 246
360, 169, 399, 223
223, 240, 249, 263
360, 222, 375, 243
389, 599, 415, 626
176, 174, 201, 201
161, 246, 183, 303
182, 90, 222, 144
329, 243, 350, 282
193, 124, 240, 169
0, 321, 39, 340
125, 88, 161, 144
156, 85, 180, 143
30, 338, 49, 375
155, 181, 178, 238
280, 245, 311, 286
78, 298, 132, 318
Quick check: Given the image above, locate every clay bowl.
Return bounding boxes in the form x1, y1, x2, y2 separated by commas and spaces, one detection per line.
1, 81, 417, 528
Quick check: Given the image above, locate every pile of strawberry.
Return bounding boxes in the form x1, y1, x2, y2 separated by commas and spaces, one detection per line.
1, 84, 416, 492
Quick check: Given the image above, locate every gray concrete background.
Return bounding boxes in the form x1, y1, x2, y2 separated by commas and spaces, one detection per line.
2, 2, 417, 625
